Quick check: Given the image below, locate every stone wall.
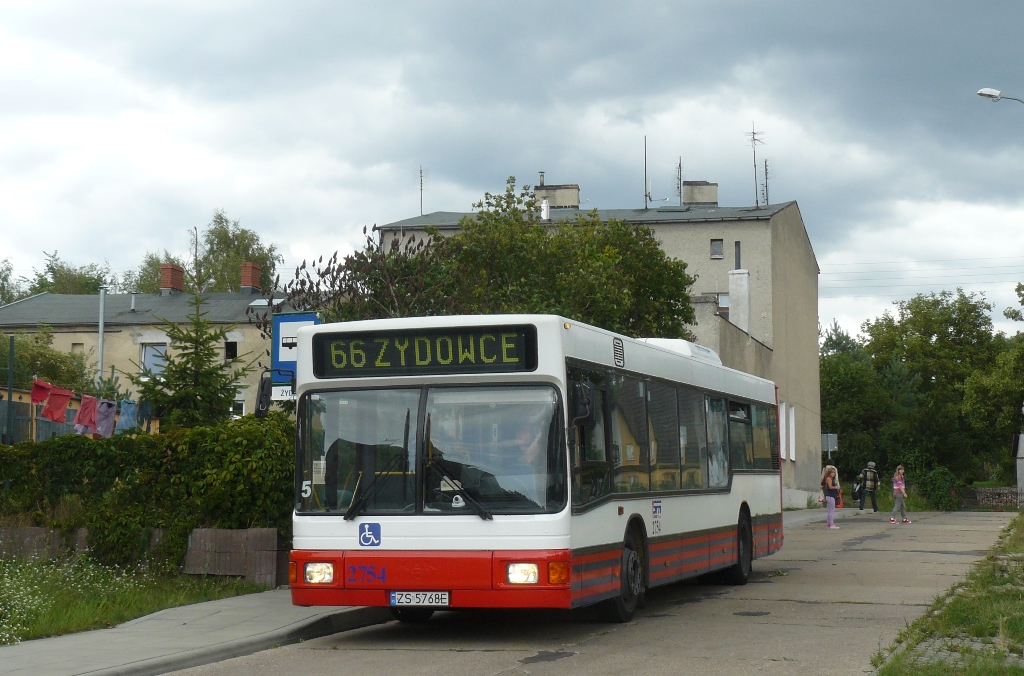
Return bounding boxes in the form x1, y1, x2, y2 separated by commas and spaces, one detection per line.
0, 526, 288, 587
959, 486, 1021, 510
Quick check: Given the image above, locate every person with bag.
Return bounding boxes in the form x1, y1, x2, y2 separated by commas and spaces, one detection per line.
856, 461, 880, 512
823, 465, 841, 530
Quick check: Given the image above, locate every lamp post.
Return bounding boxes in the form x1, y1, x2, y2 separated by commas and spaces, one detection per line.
981, 88, 1024, 503
977, 88, 1024, 107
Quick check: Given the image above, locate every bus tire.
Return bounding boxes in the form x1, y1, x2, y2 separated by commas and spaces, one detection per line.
597, 528, 644, 623
389, 607, 434, 623
723, 513, 753, 585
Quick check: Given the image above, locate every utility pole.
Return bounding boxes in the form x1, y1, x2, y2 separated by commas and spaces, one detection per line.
5, 335, 13, 444
419, 166, 424, 216
97, 287, 106, 385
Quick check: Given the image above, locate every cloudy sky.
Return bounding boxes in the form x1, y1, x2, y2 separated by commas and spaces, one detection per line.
2, 1, 1023, 336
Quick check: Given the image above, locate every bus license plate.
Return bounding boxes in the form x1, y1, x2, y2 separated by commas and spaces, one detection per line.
389, 591, 449, 607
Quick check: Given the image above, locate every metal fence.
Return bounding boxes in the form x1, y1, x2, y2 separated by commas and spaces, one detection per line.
0, 400, 76, 444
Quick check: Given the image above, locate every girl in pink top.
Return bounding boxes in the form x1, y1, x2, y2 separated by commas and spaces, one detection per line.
890, 465, 910, 524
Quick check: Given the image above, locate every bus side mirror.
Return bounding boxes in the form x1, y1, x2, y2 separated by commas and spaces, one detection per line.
571, 382, 592, 425
254, 371, 273, 419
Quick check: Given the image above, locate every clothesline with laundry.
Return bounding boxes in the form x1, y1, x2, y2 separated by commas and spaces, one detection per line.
30, 379, 153, 438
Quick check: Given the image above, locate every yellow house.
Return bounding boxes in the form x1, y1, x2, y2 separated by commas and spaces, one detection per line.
0, 263, 274, 420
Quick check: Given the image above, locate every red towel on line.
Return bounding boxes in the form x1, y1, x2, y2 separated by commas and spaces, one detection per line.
74, 394, 98, 429
31, 379, 52, 404
41, 387, 73, 423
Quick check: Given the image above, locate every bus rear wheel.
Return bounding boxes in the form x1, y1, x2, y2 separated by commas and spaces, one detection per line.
389, 607, 435, 623
723, 513, 752, 585
598, 528, 644, 623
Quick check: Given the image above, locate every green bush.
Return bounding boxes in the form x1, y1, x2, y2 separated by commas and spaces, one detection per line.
0, 413, 294, 568
919, 465, 959, 511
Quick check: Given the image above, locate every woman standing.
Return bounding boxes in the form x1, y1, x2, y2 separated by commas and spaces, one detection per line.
824, 465, 841, 530
890, 465, 911, 524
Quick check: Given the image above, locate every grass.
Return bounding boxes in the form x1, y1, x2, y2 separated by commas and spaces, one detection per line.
0, 555, 264, 645
874, 511, 1024, 674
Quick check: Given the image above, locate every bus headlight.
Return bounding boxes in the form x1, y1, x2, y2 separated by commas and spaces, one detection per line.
304, 562, 334, 584
507, 563, 539, 584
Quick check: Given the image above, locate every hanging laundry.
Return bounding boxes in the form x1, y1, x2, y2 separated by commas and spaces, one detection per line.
74, 423, 92, 435
137, 400, 153, 433
115, 399, 138, 433
31, 379, 52, 404
41, 387, 73, 423
74, 394, 98, 433
95, 399, 117, 438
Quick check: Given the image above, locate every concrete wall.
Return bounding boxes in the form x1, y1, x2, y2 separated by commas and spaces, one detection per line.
26, 323, 266, 416
652, 220, 774, 347
768, 204, 821, 507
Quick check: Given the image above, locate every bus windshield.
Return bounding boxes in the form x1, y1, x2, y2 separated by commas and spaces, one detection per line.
300, 385, 566, 515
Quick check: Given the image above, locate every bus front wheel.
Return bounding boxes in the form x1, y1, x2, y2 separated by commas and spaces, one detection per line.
723, 513, 752, 585
598, 528, 644, 623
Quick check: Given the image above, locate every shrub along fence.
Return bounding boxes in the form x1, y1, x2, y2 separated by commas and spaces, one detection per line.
0, 413, 295, 572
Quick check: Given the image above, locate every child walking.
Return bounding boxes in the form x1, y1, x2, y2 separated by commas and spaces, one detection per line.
890, 465, 911, 524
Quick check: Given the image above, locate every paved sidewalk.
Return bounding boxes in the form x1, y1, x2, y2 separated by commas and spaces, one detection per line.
0, 506, 931, 676
0, 590, 391, 676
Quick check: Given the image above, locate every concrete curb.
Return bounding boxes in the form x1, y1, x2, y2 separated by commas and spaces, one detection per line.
86, 607, 393, 676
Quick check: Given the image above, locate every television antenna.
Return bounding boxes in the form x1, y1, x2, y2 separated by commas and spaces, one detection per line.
642, 136, 671, 208
744, 123, 764, 207
675, 156, 684, 206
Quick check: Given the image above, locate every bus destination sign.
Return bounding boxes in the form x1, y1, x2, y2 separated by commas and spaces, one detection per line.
312, 325, 537, 378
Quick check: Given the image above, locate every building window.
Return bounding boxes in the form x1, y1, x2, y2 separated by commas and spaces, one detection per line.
734, 241, 742, 269
230, 399, 245, 419
71, 343, 84, 354
141, 343, 167, 376
225, 341, 238, 360
710, 239, 724, 259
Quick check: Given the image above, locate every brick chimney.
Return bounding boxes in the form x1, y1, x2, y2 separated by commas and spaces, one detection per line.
240, 262, 262, 293
159, 264, 185, 296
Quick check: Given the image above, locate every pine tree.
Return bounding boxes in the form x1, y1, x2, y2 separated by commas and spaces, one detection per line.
131, 242, 253, 430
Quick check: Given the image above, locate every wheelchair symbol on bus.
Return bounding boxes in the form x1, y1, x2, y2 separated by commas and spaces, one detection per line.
359, 523, 381, 547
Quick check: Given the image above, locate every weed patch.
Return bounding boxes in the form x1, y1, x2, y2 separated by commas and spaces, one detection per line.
0, 555, 262, 645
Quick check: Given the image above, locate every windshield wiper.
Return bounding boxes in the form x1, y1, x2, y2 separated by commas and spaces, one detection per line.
344, 409, 411, 521
425, 455, 493, 521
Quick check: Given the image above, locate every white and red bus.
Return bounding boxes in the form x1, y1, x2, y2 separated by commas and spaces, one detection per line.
280, 314, 782, 622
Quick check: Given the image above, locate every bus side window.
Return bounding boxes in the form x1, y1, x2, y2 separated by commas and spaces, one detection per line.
570, 377, 611, 507
728, 401, 753, 471
752, 404, 774, 470
678, 387, 707, 489
706, 396, 729, 488
609, 375, 649, 493
647, 381, 679, 490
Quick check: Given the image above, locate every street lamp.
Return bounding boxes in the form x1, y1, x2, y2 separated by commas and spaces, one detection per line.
977, 88, 1024, 106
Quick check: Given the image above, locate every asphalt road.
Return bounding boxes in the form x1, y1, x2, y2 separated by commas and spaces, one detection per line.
169, 510, 1014, 676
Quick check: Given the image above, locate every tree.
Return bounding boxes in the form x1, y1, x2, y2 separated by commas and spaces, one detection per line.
0, 258, 27, 305
124, 211, 282, 294
121, 251, 185, 294
963, 284, 1024, 481
858, 290, 1001, 478
199, 210, 283, 292
25, 251, 111, 295
252, 177, 697, 341
130, 283, 253, 430
443, 177, 697, 338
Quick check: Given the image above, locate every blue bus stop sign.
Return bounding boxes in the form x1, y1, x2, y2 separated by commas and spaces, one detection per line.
271, 312, 321, 385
